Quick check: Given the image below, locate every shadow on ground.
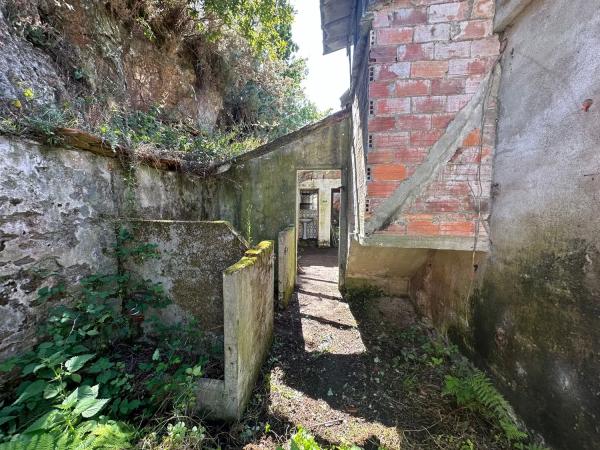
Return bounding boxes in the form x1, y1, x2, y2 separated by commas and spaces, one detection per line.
209, 248, 509, 449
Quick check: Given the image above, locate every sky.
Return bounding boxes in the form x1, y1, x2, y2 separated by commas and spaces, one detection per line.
291, 0, 350, 112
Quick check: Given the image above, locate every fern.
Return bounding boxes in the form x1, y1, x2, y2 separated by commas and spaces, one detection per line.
443, 370, 535, 447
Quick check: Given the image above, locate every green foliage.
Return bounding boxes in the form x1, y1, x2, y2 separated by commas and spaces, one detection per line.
0, 228, 210, 449
342, 285, 383, 304
443, 370, 547, 449
281, 427, 366, 450
98, 106, 261, 162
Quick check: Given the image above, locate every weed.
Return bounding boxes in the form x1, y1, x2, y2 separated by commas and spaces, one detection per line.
0, 228, 212, 449
443, 370, 548, 450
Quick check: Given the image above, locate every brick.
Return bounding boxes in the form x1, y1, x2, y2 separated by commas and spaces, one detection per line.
462, 129, 482, 146
370, 46, 398, 63
428, 180, 471, 195
374, 132, 410, 149
396, 114, 432, 131
472, 0, 494, 19
428, 2, 468, 23
367, 150, 396, 164
369, 116, 396, 132
375, 97, 411, 115
384, 223, 407, 234
447, 94, 472, 112
368, 182, 400, 197
440, 221, 475, 236
432, 113, 455, 129
377, 27, 414, 45
404, 214, 436, 222
372, 163, 408, 181
434, 41, 471, 59
376, 62, 411, 81
373, 10, 391, 27
398, 43, 434, 61
465, 75, 485, 93
412, 0, 460, 4
451, 20, 493, 41
424, 199, 464, 212
412, 96, 447, 113
395, 147, 428, 163
410, 129, 444, 146
395, 79, 431, 97
369, 81, 392, 98
414, 23, 450, 42
411, 60, 449, 78
407, 220, 439, 235
471, 37, 500, 57
391, 8, 428, 26
431, 78, 465, 95
448, 58, 488, 76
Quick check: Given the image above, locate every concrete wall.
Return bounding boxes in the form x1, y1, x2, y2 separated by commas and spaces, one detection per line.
470, 1, 600, 449
198, 241, 275, 420
127, 220, 248, 333
213, 111, 350, 247
278, 226, 296, 308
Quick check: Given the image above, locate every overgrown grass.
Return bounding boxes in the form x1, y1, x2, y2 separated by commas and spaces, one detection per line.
0, 95, 262, 165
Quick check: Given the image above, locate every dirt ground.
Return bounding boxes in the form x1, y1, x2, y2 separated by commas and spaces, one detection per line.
209, 248, 512, 449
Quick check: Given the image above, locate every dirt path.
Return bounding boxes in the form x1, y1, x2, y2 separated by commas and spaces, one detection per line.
231, 248, 510, 449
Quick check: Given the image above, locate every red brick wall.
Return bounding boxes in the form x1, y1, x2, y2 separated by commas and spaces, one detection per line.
366, 0, 498, 241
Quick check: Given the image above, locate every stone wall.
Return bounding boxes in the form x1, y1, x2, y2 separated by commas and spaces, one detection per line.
0, 110, 350, 357
470, 1, 600, 448
127, 220, 248, 333
0, 136, 213, 358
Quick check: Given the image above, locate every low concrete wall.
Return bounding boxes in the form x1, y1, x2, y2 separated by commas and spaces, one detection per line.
344, 238, 430, 296
197, 241, 275, 420
127, 220, 248, 333
409, 250, 487, 338
278, 226, 296, 308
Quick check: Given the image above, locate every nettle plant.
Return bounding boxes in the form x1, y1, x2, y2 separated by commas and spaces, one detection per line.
0, 228, 205, 449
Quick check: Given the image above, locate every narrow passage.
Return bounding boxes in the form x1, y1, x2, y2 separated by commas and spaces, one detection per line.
243, 248, 511, 449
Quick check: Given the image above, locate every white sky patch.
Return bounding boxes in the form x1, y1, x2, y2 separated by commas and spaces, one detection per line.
291, 0, 350, 112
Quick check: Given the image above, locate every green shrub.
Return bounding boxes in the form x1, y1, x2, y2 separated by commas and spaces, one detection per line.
0, 228, 209, 448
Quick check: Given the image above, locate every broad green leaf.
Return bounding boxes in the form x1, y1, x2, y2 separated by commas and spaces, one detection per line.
13, 380, 46, 405
65, 354, 96, 373
43, 382, 65, 399
75, 397, 110, 418
0, 415, 16, 426
23, 410, 61, 433
87, 357, 113, 374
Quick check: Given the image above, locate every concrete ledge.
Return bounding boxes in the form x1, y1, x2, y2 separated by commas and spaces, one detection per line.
362, 234, 490, 252
346, 276, 410, 297
494, 0, 535, 31
197, 241, 275, 420
278, 226, 296, 308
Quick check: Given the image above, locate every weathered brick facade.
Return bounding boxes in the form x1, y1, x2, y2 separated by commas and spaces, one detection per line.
365, 0, 499, 243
